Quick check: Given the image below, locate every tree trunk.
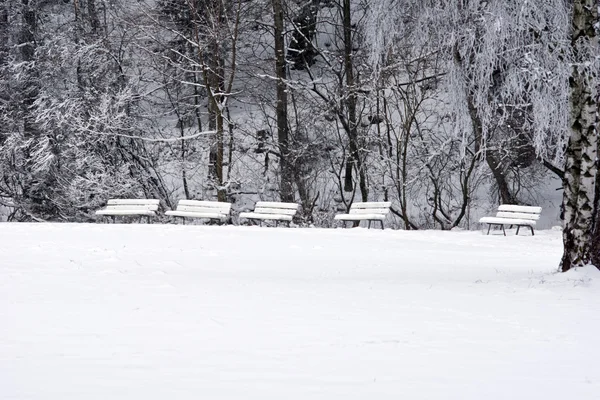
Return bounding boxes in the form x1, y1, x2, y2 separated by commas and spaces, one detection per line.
592, 167, 600, 266
197, 0, 226, 202
20, 0, 38, 139
561, 0, 598, 272
215, 104, 226, 202
273, 0, 295, 202
0, 1, 9, 146
0, 1, 8, 78
87, 0, 101, 35
287, 0, 319, 70
207, 41, 225, 202
341, 0, 367, 202
463, 76, 516, 205
485, 150, 517, 205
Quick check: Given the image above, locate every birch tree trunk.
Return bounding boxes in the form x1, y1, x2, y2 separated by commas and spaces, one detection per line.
561, 0, 598, 272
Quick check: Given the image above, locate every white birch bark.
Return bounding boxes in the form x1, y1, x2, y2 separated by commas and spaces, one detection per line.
561, 0, 599, 271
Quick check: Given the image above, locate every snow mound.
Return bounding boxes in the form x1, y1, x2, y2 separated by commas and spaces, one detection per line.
561, 264, 600, 285
535, 265, 600, 288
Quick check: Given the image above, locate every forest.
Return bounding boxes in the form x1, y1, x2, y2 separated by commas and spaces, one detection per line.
0, 1, 598, 268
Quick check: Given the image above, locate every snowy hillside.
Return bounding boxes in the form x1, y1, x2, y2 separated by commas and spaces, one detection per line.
2, 223, 600, 399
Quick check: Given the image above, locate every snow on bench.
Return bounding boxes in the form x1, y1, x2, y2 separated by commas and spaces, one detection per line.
239, 201, 299, 227
95, 199, 160, 223
165, 200, 231, 224
479, 205, 542, 236
334, 201, 392, 229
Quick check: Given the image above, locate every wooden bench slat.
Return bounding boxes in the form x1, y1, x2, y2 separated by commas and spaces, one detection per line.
239, 212, 293, 221
351, 201, 392, 209
166, 211, 228, 220
335, 214, 386, 221
253, 207, 297, 215
497, 205, 542, 214
479, 217, 536, 226
349, 208, 390, 215
174, 205, 230, 213
107, 199, 160, 206
255, 201, 299, 210
96, 209, 156, 216
177, 200, 231, 211
496, 211, 540, 220
102, 205, 159, 210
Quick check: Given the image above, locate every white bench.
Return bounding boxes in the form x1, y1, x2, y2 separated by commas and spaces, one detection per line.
239, 201, 299, 227
479, 205, 542, 236
165, 200, 231, 224
334, 201, 392, 229
95, 199, 160, 223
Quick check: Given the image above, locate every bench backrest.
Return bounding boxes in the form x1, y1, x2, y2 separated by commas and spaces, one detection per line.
496, 205, 542, 221
104, 199, 160, 211
175, 200, 231, 215
348, 201, 392, 216
253, 201, 299, 216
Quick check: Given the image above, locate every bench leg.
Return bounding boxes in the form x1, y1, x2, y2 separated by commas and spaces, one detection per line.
275, 220, 278, 228
368, 220, 371, 229
516, 225, 520, 235
147, 215, 151, 224
379, 220, 384, 230
530, 226, 534, 236
487, 223, 506, 235
111, 216, 116, 224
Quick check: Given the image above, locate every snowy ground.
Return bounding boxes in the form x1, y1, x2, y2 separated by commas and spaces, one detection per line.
2, 223, 600, 400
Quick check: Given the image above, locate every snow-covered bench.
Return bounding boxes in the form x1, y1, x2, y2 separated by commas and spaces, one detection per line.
239, 201, 299, 227
95, 199, 160, 223
165, 200, 231, 224
479, 205, 542, 236
334, 201, 392, 229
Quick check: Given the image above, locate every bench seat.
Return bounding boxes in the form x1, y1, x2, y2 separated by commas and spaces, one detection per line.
165, 200, 231, 224
478, 217, 536, 227
334, 213, 386, 221
96, 209, 156, 216
239, 212, 293, 221
166, 211, 227, 220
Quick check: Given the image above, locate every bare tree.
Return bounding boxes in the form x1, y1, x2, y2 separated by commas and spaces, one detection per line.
272, 0, 294, 202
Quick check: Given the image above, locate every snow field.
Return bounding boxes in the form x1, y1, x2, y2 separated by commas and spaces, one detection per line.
1, 223, 600, 399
